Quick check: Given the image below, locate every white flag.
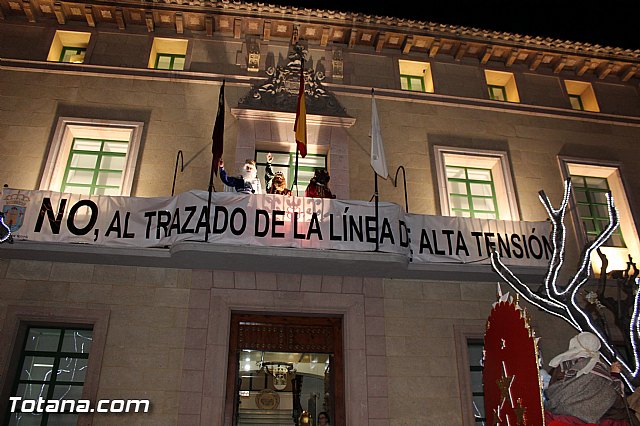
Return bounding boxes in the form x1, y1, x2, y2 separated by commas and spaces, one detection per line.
370, 93, 389, 179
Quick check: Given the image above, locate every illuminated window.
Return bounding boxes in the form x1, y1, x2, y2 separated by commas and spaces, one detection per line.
149, 38, 188, 70
40, 118, 143, 196
488, 85, 507, 102
255, 151, 327, 193
561, 159, 640, 274
446, 165, 499, 219
565, 81, 600, 112
47, 31, 90, 63
8, 327, 93, 425
435, 146, 520, 221
61, 138, 129, 196
571, 175, 624, 247
568, 94, 584, 111
155, 53, 186, 71
59, 47, 86, 63
400, 74, 425, 92
484, 70, 520, 103
398, 60, 434, 93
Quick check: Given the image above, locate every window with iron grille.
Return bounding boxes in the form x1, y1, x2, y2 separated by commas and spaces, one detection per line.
8, 327, 93, 426
468, 340, 486, 425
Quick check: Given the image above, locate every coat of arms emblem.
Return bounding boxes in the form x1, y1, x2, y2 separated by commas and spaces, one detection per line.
2, 192, 30, 233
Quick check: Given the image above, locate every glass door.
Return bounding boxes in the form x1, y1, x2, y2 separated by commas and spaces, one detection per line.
225, 314, 343, 426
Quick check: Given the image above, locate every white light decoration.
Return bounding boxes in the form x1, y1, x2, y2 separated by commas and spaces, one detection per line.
0, 212, 12, 244
491, 178, 639, 388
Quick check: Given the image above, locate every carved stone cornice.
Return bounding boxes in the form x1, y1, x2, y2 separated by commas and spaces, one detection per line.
0, 0, 637, 81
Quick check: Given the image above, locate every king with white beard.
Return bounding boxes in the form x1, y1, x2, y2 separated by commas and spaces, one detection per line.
218, 159, 263, 194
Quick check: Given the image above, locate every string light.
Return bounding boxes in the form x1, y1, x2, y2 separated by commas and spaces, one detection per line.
0, 213, 12, 244
491, 178, 639, 387
629, 285, 640, 377
491, 253, 577, 327
563, 192, 619, 294
538, 179, 571, 303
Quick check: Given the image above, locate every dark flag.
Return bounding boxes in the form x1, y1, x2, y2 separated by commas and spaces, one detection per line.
212, 81, 225, 176
206, 81, 225, 242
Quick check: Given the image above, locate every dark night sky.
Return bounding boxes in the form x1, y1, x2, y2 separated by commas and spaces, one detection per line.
264, 1, 638, 50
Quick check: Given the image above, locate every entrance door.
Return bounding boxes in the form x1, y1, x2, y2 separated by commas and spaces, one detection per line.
224, 314, 344, 426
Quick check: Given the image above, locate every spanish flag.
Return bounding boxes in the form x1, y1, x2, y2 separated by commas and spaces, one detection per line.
294, 60, 307, 158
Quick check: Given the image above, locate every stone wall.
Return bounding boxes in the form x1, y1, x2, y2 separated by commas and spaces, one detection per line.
0, 259, 392, 425
383, 278, 575, 426
90, 32, 151, 69
0, 258, 190, 426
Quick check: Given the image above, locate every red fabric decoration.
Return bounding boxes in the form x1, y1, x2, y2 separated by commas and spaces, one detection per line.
484, 300, 545, 425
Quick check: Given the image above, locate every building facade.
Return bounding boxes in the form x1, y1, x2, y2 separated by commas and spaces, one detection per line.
0, 1, 639, 425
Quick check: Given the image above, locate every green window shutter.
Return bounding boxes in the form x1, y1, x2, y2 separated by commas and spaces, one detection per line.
61, 138, 128, 196
571, 175, 625, 247
446, 165, 499, 219
488, 85, 507, 101
400, 74, 425, 92
155, 53, 186, 70
568, 94, 585, 111
59, 47, 86, 63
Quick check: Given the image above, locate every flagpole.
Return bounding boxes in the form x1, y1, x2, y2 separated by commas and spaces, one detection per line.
371, 88, 380, 252
374, 170, 379, 252
205, 151, 214, 242
293, 146, 300, 196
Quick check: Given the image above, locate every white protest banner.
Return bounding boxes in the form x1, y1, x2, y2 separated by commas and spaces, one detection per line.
406, 213, 552, 266
1, 189, 409, 254
1, 188, 551, 267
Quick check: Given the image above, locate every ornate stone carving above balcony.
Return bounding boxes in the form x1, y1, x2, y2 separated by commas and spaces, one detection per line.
238, 43, 348, 117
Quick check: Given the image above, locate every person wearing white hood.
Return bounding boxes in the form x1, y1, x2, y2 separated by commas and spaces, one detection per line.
218, 158, 263, 194
544, 331, 635, 425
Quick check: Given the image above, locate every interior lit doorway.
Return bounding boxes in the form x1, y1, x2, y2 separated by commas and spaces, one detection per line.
224, 314, 344, 426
